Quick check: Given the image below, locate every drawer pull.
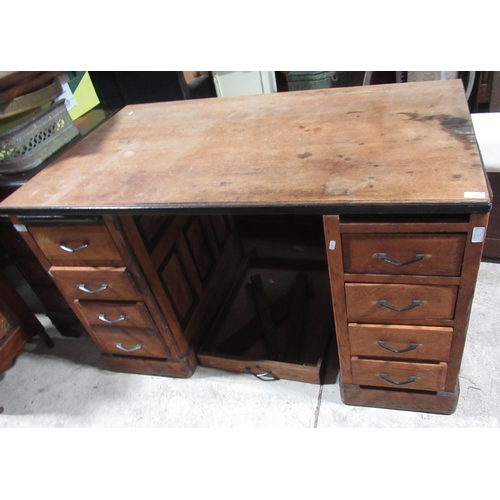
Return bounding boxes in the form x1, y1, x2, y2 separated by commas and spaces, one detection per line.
380, 373, 417, 385
378, 341, 418, 353
78, 284, 109, 294
115, 343, 142, 353
59, 242, 89, 253
376, 253, 426, 267
378, 299, 422, 312
98, 313, 126, 324
244, 367, 280, 381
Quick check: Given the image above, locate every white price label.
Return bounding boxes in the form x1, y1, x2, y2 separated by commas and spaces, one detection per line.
60, 82, 77, 111
471, 227, 486, 243
464, 192, 486, 199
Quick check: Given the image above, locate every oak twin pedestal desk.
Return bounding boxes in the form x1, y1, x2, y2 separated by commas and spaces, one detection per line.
0, 80, 491, 414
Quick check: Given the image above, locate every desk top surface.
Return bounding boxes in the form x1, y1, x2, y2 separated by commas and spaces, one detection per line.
0, 79, 491, 215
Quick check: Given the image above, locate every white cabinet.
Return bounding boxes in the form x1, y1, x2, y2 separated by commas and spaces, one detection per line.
212, 71, 277, 97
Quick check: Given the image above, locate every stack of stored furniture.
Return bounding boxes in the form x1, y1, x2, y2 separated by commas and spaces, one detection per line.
0, 73, 116, 339
0, 72, 81, 347
0, 72, 78, 174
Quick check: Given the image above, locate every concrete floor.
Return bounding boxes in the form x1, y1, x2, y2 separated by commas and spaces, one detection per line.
1, 261, 499, 428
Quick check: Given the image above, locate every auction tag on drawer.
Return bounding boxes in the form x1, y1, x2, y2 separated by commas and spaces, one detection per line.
471, 227, 486, 243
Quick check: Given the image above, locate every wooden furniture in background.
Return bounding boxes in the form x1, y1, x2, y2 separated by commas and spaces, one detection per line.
483, 171, 500, 259
477, 71, 500, 112
0, 268, 53, 374
0, 80, 491, 414
0, 267, 54, 413
471, 112, 500, 260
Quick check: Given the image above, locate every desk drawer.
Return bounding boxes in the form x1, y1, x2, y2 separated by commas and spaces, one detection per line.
89, 327, 169, 358
29, 225, 123, 264
345, 283, 458, 321
197, 355, 326, 384
348, 324, 453, 361
342, 233, 466, 276
198, 263, 333, 384
50, 267, 141, 301
351, 357, 447, 392
74, 300, 156, 330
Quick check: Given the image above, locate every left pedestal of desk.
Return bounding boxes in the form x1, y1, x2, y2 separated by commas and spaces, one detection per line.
8, 213, 243, 378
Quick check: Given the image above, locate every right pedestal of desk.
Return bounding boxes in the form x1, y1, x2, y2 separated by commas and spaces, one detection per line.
324, 212, 489, 414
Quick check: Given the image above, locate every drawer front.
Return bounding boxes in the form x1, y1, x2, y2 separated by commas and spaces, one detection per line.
342, 233, 466, 276
75, 300, 156, 330
89, 327, 169, 358
50, 267, 141, 301
345, 283, 458, 321
197, 354, 323, 385
348, 324, 453, 361
29, 225, 123, 263
351, 357, 447, 392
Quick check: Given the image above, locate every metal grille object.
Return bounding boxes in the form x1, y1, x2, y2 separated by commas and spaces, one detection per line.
0, 100, 79, 173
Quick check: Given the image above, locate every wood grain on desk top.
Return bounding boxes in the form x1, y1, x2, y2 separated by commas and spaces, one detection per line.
0, 80, 491, 214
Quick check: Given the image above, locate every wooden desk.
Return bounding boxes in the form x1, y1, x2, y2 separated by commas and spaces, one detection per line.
0, 80, 491, 414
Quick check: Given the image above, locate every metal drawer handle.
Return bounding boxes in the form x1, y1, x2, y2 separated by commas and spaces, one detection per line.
59, 242, 89, 253
376, 253, 426, 266
115, 343, 142, 353
378, 341, 418, 353
78, 284, 109, 294
244, 367, 280, 381
380, 373, 417, 385
378, 299, 423, 312
98, 314, 126, 324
